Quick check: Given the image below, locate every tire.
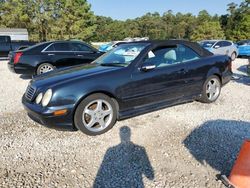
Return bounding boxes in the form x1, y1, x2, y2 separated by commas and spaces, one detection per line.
36, 63, 55, 75
74, 93, 117, 136
231, 52, 236, 61
199, 75, 221, 103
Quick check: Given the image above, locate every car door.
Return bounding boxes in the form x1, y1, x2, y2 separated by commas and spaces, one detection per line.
121, 45, 189, 109
213, 41, 228, 55
70, 42, 102, 65
223, 41, 233, 56
43, 42, 77, 68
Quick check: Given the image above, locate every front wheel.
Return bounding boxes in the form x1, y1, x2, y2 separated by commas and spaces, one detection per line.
199, 75, 221, 103
74, 93, 117, 136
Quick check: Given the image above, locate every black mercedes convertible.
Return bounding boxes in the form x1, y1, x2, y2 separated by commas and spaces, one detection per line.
22, 40, 232, 135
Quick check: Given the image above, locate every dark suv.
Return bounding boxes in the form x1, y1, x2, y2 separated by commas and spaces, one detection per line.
8, 41, 103, 75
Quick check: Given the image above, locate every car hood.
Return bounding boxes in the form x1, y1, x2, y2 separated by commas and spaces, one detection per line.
31, 63, 122, 88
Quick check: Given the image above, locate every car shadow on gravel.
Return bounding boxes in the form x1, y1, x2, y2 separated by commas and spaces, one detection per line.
19, 74, 32, 80
93, 126, 154, 188
232, 64, 250, 86
183, 120, 250, 176
232, 73, 250, 86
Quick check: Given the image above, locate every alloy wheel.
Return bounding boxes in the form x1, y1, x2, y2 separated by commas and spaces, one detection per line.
82, 99, 113, 132
206, 78, 220, 101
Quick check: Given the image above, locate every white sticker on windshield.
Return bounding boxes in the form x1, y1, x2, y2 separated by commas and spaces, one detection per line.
123, 51, 140, 56
148, 51, 155, 58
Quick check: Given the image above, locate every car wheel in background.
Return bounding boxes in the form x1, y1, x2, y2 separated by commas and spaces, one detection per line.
200, 75, 221, 103
37, 63, 55, 75
231, 52, 236, 61
74, 93, 117, 136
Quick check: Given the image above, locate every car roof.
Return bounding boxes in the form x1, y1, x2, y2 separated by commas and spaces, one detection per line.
121, 40, 213, 57
201, 40, 219, 42
201, 40, 233, 43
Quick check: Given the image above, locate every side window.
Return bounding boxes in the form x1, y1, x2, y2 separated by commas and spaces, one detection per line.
0, 36, 9, 43
177, 45, 200, 63
44, 44, 55, 51
214, 41, 224, 48
70, 43, 93, 52
53, 43, 71, 51
144, 46, 179, 68
144, 45, 200, 68
223, 41, 232, 47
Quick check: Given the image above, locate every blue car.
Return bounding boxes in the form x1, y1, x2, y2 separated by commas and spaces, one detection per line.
98, 41, 123, 52
237, 40, 250, 57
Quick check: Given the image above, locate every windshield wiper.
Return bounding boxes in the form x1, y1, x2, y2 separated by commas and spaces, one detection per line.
100, 63, 127, 67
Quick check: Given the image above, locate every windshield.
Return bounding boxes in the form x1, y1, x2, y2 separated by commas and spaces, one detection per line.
199, 41, 216, 48
94, 43, 149, 67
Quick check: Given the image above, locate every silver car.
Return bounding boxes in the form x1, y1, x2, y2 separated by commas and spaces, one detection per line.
199, 40, 238, 60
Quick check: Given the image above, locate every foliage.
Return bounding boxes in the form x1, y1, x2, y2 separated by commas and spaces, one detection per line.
0, 0, 249, 42
0, 0, 96, 41
222, 0, 250, 40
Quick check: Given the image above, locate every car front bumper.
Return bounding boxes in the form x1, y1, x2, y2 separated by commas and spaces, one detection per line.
22, 95, 76, 131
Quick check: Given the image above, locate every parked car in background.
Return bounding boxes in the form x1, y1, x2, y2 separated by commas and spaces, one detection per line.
98, 41, 123, 52
22, 40, 232, 135
199, 40, 238, 60
99, 37, 149, 52
0, 36, 36, 58
237, 40, 250, 57
8, 40, 103, 75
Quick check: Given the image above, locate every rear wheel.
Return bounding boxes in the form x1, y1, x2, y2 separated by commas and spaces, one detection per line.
231, 52, 236, 61
74, 93, 117, 136
37, 63, 55, 75
199, 75, 221, 103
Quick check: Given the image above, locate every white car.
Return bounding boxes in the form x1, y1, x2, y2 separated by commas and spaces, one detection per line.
199, 40, 239, 61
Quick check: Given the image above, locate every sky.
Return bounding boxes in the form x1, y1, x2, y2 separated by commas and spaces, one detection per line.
88, 0, 243, 20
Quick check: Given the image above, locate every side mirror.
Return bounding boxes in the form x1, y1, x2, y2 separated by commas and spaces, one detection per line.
214, 45, 220, 49
140, 63, 156, 72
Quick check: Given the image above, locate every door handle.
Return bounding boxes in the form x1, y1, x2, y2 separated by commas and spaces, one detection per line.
178, 69, 187, 74
48, 53, 55, 56
77, 54, 83, 57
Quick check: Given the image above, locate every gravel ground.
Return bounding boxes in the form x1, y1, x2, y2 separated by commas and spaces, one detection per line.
0, 59, 250, 188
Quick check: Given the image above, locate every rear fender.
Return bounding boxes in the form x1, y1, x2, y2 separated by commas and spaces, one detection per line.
206, 67, 221, 80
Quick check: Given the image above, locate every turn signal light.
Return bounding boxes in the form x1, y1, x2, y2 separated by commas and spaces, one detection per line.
53, 109, 67, 116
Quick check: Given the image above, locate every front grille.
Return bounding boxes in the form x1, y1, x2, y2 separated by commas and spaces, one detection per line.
25, 85, 36, 101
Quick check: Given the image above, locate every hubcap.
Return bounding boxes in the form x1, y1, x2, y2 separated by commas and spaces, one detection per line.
206, 78, 220, 101
82, 99, 113, 132
39, 64, 53, 74
231, 53, 236, 61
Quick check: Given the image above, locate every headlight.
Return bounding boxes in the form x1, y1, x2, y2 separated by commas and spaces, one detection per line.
35, 93, 43, 104
42, 89, 52, 107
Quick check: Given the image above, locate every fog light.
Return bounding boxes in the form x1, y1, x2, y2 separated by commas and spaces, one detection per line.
53, 109, 67, 116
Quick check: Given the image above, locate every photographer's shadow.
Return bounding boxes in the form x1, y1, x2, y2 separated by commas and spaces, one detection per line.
93, 126, 154, 188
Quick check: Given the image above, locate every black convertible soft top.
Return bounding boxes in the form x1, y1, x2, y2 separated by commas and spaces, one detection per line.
127, 40, 213, 57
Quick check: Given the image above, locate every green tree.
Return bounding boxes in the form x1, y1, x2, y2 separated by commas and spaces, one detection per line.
224, 0, 250, 41
54, 0, 96, 41
191, 10, 225, 41
0, 0, 96, 41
